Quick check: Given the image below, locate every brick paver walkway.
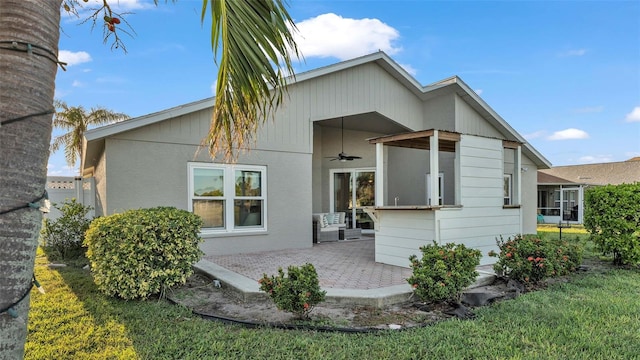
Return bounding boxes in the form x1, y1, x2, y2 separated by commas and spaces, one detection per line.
205, 238, 414, 290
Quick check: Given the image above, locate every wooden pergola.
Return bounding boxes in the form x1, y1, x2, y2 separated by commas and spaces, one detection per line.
368, 129, 460, 152
368, 129, 461, 207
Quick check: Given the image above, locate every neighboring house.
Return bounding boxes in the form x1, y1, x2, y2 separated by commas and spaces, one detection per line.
537, 159, 640, 224
81, 51, 550, 267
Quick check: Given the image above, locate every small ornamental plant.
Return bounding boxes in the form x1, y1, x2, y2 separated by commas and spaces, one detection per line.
407, 242, 482, 303
490, 235, 583, 284
39, 198, 94, 262
258, 263, 326, 319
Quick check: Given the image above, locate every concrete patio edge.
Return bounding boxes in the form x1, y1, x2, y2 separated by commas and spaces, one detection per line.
194, 259, 496, 308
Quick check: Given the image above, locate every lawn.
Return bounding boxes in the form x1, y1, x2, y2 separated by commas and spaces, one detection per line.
26, 238, 640, 360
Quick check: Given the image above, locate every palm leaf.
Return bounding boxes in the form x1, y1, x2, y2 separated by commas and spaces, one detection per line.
201, 0, 300, 161
51, 99, 129, 169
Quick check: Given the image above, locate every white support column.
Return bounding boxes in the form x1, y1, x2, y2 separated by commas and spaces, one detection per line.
514, 146, 522, 205
74, 176, 84, 204
429, 131, 440, 206
454, 140, 461, 205
515, 145, 522, 234
375, 142, 384, 206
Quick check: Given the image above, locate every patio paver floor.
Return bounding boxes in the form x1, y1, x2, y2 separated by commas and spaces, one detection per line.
203, 238, 414, 290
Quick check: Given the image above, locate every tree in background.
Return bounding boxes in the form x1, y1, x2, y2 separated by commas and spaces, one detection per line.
51, 99, 130, 170
0, 0, 299, 357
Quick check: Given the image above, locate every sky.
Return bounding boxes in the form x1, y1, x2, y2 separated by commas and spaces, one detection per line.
50, 0, 640, 176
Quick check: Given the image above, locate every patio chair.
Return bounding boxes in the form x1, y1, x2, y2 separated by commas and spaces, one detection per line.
312, 213, 345, 242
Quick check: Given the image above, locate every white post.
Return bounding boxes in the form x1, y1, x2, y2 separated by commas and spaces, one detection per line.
514, 146, 522, 205
430, 131, 440, 206
375, 142, 384, 206
74, 176, 84, 204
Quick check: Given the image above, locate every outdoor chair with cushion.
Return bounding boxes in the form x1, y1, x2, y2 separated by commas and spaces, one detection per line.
312, 212, 346, 242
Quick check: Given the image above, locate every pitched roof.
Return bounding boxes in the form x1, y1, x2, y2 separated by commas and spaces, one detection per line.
82, 51, 551, 171
537, 171, 578, 185
538, 159, 640, 186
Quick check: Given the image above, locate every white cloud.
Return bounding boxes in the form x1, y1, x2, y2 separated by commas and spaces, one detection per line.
577, 155, 614, 164
96, 76, 126, 84
625, 151, 640, 159
81, 0, 151, 10
572, 106, 603, 113
524, 130, 546, 140
72, 80, 84, 87
547, 128, 590, 140
559, 49, 587, 57
625, 106, 640, 122
294, 13, 401, 60
474, 89, 483, 96
399, 63, 417, 76
47, 166, 79, 176
58, 50, 92, 66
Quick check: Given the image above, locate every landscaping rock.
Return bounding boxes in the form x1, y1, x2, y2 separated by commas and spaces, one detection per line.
445, 302, 475, 320
461, 288, 507, 307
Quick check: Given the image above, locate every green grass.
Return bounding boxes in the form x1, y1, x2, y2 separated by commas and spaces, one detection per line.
26, 248, 640, 360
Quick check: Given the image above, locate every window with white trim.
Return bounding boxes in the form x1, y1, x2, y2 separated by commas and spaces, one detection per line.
188, 163, 266, 232
504, 174, 512, 205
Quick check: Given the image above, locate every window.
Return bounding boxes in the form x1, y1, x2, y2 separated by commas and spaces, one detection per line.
503, 174, 512, 205
189, 163, 266, 232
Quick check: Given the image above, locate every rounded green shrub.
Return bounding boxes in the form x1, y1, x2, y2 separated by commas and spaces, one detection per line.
85, 207, 203, 299
258, 263, 326, 319
407, 241, 482, 303
490, 234, 583, 284
584, 183, 640, 266
39, 198, 94, 262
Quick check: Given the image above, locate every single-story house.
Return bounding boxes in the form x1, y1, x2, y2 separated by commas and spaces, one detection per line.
81, 51, 550, 267
537, 158, 640, 224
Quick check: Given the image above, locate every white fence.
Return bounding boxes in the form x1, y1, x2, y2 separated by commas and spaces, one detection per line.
45, 177, 95, 220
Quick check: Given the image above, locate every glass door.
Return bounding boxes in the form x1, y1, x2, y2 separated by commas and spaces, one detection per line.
331, 169, 375, 231
562, 188, 579, 222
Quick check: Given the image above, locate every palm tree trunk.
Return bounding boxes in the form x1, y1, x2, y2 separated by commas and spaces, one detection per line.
0, 1, 61, 357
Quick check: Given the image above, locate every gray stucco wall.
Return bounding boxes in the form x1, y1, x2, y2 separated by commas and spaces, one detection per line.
103, 136, 312, 255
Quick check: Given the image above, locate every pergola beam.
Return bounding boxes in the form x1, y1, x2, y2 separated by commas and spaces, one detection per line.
368, 129, 460, 152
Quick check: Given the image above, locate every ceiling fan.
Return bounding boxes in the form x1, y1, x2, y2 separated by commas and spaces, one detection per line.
326, 117, 362, 162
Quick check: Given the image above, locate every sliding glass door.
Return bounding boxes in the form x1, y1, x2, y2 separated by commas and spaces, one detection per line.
562, 188, 579, 222
331, 168, 375, 231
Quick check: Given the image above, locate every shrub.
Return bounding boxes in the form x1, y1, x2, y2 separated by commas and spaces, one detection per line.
258, 263, 326, 319
407, 241, 482, 303
490, 234, 583, 284
39, 198, 93, 262
584, 183, 640, 266
85, 207, 203, 300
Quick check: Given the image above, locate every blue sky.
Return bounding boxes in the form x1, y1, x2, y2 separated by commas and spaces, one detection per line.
51, 0, 640, 176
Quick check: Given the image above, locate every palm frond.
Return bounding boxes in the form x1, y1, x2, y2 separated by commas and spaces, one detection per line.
51, 99, 129, 169
201, 0, 300, 161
